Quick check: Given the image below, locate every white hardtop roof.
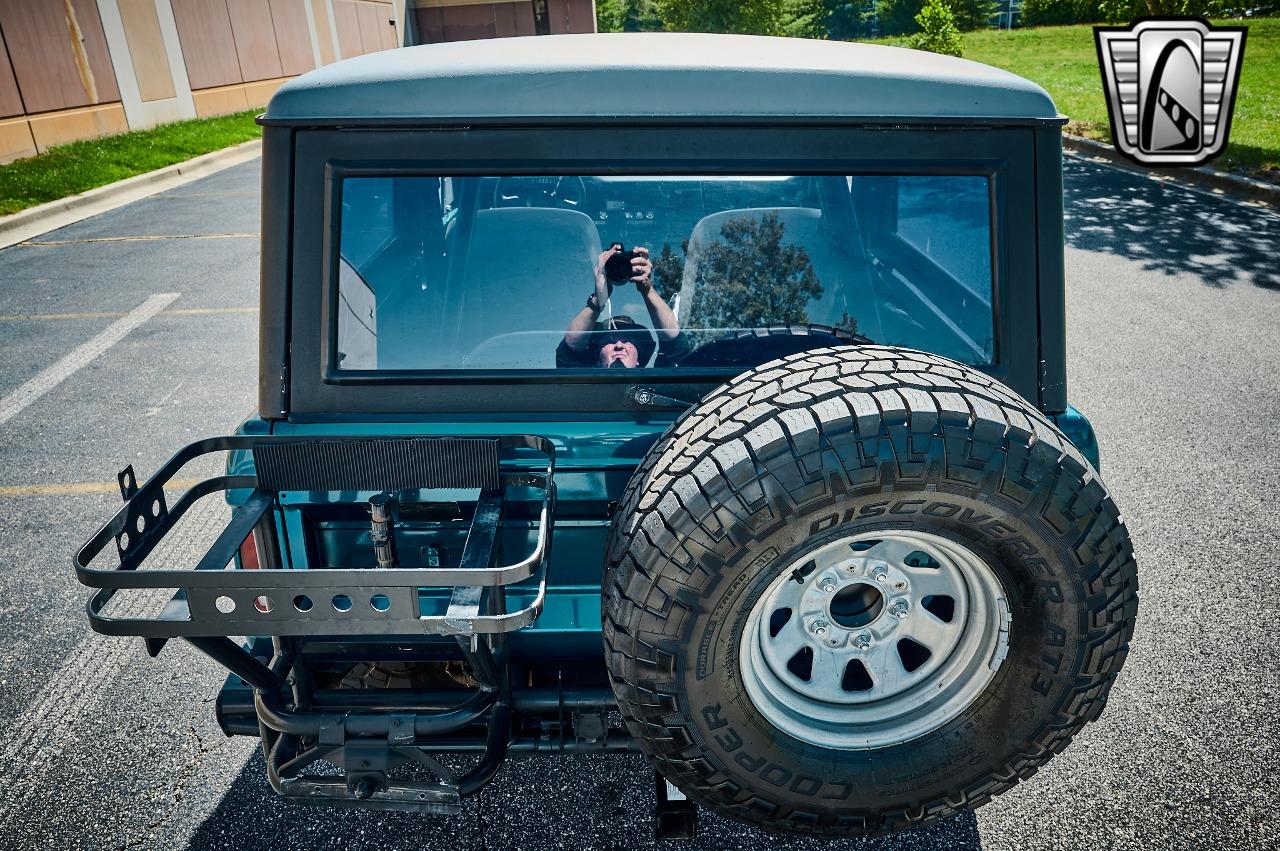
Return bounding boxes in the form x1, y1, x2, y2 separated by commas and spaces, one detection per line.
265, 33, 1058, 124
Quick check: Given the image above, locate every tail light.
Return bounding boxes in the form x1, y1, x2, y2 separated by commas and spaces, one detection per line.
239, 533, 260, 569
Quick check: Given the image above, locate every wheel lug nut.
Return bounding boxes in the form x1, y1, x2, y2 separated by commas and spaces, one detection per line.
811, 620, 828, 636
852, 633, 871, 650
890, 601, 909, 619
873, 570, 888, 583
820, 579, 837, 593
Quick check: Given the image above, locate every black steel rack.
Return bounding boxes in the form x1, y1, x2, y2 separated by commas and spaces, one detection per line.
72, 433, 601, 812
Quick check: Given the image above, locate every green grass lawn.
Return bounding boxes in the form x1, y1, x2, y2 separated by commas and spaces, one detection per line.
873, 17, 1280, 177
0, 110, 261, 217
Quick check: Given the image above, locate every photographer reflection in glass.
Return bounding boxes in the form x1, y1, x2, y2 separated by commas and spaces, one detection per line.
557, 244, 693, 369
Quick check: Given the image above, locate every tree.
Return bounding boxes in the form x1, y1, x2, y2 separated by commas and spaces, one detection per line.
874, 0, 922, 35
622, 0, 664, 31
1020, 0, 1102, 25
907, 0, 963, 56
597, 0, 626, 32
1020, 0, 1229, 24
785, 0, 830, 38
825, 0, 870, 39
783, 0, 876, 39
949, 0, 999, 30
651, 241, 687, 298
596, 0, 662, 32
874, 0, 994, 34
1100, 0, 1227, 20
656, 0, 790, 35
685, 213, 822, 331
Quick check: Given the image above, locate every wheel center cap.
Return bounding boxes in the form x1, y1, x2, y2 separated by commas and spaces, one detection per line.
740, 531, 1011, 750
800, 559, 913, 651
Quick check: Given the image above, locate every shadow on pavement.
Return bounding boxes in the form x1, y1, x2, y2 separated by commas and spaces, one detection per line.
1063, 157, 1279, 290
185, 751, 982, 850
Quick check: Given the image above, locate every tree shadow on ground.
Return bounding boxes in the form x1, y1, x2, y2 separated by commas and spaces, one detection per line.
1063, 157, 1279, 291
1216, 143, 1279, 175
184, 751, 982, 851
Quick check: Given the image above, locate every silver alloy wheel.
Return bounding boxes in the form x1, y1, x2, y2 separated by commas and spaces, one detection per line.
739, 530, 1011, 750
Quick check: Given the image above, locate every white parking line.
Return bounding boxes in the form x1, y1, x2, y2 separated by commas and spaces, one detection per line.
0, 478, 201, 497
19, 232, 257, 246
0, 496, 230, 817
0, 293, 179, 426
0, 306, 255, 322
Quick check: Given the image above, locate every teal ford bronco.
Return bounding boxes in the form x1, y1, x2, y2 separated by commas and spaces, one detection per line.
77, 33, 1138, 838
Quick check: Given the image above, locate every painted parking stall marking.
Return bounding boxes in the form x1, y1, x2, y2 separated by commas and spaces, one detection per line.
18, 232, 258, 247
0, 479, 202, 497
0, 293, 179, 426
0, 307, 256, 323
0, 495, 233, 818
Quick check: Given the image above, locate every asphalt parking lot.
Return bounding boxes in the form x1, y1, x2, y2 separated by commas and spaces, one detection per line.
0, 157, 1276, 851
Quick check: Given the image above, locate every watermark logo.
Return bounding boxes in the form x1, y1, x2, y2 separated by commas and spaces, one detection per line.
1095, 18, 1246, 167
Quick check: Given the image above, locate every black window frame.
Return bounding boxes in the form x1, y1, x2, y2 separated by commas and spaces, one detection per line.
287, 124, 1041, 415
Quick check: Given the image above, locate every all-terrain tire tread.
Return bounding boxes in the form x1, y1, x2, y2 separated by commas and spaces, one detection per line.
602, 345, 1139, 836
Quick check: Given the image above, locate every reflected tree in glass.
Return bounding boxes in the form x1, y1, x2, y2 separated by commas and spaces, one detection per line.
685, 212, 821, 334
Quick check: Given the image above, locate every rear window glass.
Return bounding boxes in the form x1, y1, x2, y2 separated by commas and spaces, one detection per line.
334, 173, 994, 373
895, 176, 992, 300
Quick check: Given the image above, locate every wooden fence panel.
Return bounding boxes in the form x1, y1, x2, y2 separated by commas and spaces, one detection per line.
355, 1, 388, 54
440, 4, 498, 42
495, 2, 537, 38
0, 29, 25, 118
380, 3, 400, 50
415, 2, 568, 44
547, 0, 593, 34
269, 0, 316, 76
171, 0, 243, 90
227, 0, 284, 82
333, 0, 364, 58
310, 0, 337, 64
118, 0, 177, 102
415, 7, 445, 44
0, 0, 120, 113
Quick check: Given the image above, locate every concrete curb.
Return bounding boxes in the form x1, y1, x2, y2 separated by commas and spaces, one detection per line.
1062, 133, 1277, 209
0, 138, 262, 250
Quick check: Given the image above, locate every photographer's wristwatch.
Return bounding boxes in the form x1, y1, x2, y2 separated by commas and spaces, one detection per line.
586, 293, 603, 312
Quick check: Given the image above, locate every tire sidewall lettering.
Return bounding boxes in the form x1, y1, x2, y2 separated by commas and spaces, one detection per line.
686, 489, 1087, 799
697, 705, 844, 796
604, 346, 1136, 831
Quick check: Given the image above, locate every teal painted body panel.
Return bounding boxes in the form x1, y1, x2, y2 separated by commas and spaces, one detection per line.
229, 404, 1098, 656
1051, 404, 1101, 472
229, 416, 676, 655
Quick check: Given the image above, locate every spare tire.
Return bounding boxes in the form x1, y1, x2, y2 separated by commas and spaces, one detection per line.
602, 345, 1138, 836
